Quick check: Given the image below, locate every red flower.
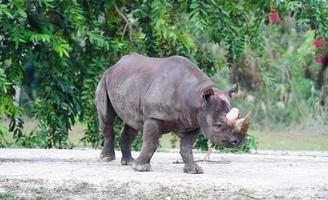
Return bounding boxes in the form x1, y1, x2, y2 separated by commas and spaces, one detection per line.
315, 55, 327, 64
268, 11, 279, 24
312, 39, 326, 49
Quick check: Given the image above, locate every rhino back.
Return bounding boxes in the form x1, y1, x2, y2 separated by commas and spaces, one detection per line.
105, 53, 213, 131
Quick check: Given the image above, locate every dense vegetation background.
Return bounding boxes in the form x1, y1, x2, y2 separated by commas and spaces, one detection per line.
0, 1, 327, 150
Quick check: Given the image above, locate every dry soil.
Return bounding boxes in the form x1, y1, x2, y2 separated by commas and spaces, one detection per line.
1, 149, 328, 199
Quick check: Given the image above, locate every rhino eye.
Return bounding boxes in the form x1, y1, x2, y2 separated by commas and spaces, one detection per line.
214, 123, 223, 131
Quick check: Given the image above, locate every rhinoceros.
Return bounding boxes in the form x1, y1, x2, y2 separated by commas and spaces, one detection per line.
95, 53, 250, 174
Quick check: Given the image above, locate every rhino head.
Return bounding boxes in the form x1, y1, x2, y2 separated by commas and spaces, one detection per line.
197, 84, 251, 148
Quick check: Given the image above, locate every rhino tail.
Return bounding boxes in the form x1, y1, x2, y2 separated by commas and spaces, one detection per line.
95, 75, 116, 129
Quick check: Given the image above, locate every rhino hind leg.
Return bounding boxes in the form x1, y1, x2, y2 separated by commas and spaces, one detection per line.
98, 105, 117, 162
120, 124, 138, 165
132, 119, 162, 172
96, 79, 117, 162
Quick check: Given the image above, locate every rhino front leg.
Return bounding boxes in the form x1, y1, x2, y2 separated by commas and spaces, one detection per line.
180, 130, 203, 174
132, 119, 161, 172
120, 124, 138, 165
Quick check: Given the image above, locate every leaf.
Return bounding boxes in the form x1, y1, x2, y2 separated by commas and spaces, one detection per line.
28, 32, 52, 43
51, 37, 70, 57
0, 4, 14, 18
87, 31, 110, 50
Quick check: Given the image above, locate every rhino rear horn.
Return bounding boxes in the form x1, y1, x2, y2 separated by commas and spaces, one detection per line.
236, 112, 251, 135
225, 83, 238, 98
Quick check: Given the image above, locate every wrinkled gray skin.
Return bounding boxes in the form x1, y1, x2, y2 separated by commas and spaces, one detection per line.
96, 53, 246, 174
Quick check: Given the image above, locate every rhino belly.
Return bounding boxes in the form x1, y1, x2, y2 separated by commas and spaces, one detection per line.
107, 75, 146, 130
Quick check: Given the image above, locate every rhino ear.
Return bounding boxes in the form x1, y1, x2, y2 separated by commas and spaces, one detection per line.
203, 88, 214, 101
225, 83, 238, 98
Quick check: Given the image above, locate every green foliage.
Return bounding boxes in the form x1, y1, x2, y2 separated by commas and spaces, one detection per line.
13, 129, 48, 148
241, 135, 257, 153
0, 125, 11, 147
0, 61, 24, 146
132, 133, 143, 151
0, 1, 327, 152
235, 24, 327, 128
80, 58, 109, 148
194, 134, 209, 151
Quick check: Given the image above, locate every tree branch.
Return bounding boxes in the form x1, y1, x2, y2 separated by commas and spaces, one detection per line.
113, 4, 132, 41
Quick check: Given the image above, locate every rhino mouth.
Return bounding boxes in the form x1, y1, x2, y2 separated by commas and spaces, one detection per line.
233, 136, 246, 148
207, 134, 245, 149
221, 137, 245, 148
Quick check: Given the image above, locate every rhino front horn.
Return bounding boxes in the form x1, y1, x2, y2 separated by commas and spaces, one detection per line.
226, 107, 240, 121
236, 112, 251, 135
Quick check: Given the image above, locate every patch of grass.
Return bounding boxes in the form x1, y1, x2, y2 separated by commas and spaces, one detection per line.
159, 129, 328, 151
32, 187, 48, 200
69, 123, 91, 147
158, 130, 328, 151
0, 187, 17, 200
70, 182, 91, 193
159, 133, 179, 149
232, 187, 257, 200
169, 192, 181, 200
250, 130, 328, 151
4, 119, 328, 151
106, 182, 128, 197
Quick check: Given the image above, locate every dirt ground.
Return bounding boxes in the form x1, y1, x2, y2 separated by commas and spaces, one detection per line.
1, 149, 328, 199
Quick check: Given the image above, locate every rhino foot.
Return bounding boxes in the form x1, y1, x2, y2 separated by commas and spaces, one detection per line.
100, 154, 116, 162
121, 157, 135, 165
132, 162, 151, 172
183, 164, 204, 174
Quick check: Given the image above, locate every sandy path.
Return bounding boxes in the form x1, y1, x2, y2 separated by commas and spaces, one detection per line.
1, 148, 328, 199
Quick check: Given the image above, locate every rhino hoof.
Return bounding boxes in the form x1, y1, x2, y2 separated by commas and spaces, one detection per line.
121, 157, 135, 166
132, 163, 151, 172
183, 164, 204, 174
100, 154, 116, 162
